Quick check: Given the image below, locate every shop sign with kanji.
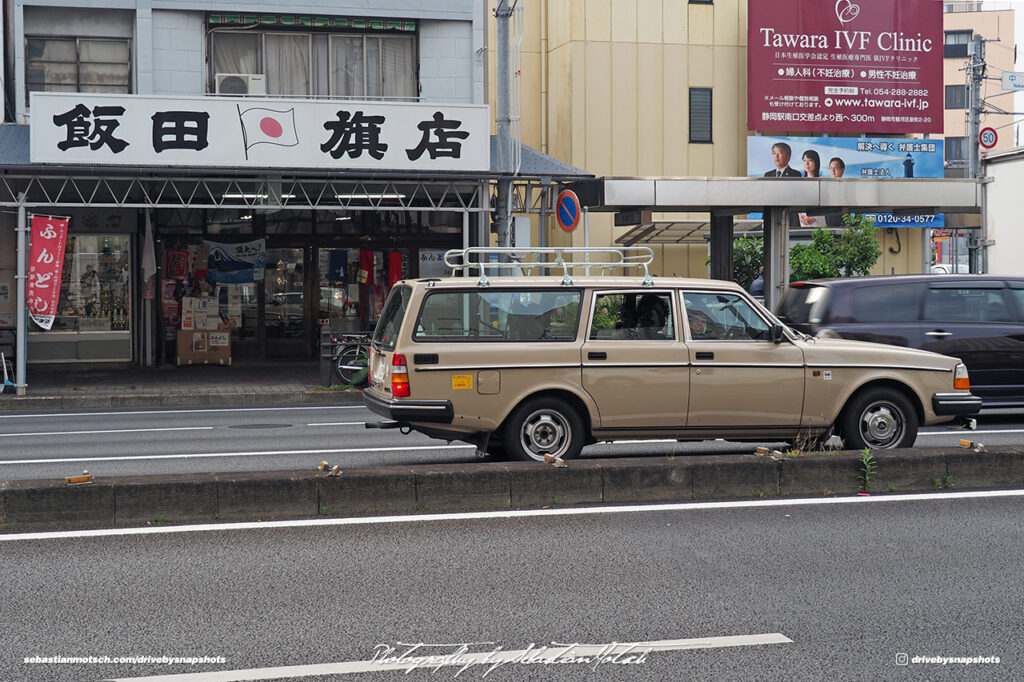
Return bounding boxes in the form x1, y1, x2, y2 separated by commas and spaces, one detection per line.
29, 93, 489, 172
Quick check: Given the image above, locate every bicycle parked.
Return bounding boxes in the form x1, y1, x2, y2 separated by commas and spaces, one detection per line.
331, 332, 371, 387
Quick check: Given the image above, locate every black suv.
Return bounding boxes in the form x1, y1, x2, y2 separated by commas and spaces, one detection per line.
776, 275, 1024, 407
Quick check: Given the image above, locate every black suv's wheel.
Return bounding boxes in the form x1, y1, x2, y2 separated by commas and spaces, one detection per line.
840, 388, 918, 450
502, 397, 585, 462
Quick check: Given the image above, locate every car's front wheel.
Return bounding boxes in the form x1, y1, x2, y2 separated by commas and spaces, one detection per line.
503, 396, 585, 462
840, 388, 918, 450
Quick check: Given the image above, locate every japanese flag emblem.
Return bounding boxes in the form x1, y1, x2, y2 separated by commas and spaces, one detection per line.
237, 106, 299, 158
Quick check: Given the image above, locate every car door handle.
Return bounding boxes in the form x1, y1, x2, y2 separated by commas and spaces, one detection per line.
695, 351, 714, 360
588, 352, 607, 360
925, 331, 953, 337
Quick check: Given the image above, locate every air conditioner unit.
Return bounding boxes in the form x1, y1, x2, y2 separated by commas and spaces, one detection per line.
215, 73, 266, 96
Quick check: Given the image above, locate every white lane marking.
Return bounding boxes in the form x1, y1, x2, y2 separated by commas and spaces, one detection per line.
5, 489, 1023, 543
305, 422, 367, 427
105, 634, 793, 681
917, 428, 1024, 436
0, 426, 214, 438
0, 405, 365, 419
593, 439, 678, 445
0, 444, 475, 466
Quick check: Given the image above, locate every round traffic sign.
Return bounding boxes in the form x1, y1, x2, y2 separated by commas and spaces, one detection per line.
979, 127, 998, 150
556, 189, 581, 233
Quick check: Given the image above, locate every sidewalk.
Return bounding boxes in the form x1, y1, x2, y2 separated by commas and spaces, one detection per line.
0, 360, 364, 412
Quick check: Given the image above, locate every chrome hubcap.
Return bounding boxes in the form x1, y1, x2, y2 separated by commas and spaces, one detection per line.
860, 402, 905, 448
520, 410, 570, 460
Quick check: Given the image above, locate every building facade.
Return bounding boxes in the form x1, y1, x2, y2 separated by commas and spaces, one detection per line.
0, 1, 586, 373
487, 1, 1014, 280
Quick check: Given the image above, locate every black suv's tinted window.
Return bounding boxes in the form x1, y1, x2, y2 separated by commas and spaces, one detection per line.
1009, 288, 1024, 322
777, 285, 830, 324
924, 287, 1011, 322
850, 284, 924, 322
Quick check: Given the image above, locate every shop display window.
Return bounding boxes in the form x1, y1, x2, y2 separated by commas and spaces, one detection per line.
32, 234, 131, 332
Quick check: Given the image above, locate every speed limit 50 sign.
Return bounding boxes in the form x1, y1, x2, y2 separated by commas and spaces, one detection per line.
979, 127, 998, 150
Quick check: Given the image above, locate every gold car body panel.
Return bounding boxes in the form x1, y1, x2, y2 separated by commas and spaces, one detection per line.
364, 276, 975, 443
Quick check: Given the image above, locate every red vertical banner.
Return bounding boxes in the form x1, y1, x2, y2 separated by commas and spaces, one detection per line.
356, 248, 374, 286
27, 215, 69, 330
388, 251, 403, 290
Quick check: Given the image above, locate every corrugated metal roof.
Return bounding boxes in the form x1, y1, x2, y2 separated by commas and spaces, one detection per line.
0, 124, 29, 166
0, 124, 591, 179
488, 136, 591, 178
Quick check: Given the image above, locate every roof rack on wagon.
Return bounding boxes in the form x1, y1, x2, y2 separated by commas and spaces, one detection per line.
442, 246, 656, 288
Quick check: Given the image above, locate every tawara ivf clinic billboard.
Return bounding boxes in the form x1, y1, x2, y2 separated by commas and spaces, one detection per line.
748, 0, 943, 134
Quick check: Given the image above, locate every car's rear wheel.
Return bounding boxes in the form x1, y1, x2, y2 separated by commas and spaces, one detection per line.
503, 397, 585, 462
840, 388, 918, 450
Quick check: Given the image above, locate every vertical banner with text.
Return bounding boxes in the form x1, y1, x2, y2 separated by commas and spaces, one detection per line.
27, 215, 69, 330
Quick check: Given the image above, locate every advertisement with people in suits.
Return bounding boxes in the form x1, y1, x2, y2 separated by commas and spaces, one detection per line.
747, 135, 945, 228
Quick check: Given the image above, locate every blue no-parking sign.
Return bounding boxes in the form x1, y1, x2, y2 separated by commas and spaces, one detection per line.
556, 189, 581, 232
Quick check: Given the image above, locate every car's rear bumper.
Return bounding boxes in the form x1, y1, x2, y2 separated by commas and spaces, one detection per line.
932, 392, 983, 416
362, 389, 454, 423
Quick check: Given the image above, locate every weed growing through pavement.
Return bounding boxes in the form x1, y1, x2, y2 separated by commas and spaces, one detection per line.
857, 448, 877, 492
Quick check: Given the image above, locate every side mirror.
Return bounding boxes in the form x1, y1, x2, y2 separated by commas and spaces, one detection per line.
771, 324, 785, 343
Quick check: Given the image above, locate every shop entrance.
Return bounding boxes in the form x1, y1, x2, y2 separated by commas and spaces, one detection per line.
264, 246, 311, 359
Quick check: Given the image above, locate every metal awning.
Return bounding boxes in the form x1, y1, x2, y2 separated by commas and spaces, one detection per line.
617, 219, 765, 246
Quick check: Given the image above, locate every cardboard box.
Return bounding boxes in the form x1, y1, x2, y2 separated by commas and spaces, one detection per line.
207, 331, 231, 365
176, 329, 232, 366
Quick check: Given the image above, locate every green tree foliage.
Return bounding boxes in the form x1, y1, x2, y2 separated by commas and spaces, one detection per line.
789, 214, 882, 281
732, 236, 764, 291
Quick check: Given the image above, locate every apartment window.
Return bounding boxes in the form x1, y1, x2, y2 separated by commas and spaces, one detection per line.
210, 30, 416, 99
689, 88, 712, 143
945, 84, 967, 109
945, 136, 966, 161
25, 37, 131, 105
944, 30, 971, 58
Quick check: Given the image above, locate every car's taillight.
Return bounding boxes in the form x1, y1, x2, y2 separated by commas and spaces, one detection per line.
954, 363, 970, 390
391, 353, 410, 397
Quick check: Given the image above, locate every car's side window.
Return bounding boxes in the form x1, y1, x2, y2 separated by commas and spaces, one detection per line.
849, 284, 924, 322
1008, 287, 1024, 323
589, 292, 674, 341
683, 292, 771, 341
414, 289, 581, 341
924, 287, 1011, 323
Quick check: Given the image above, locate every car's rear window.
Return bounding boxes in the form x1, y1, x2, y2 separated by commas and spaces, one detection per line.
777, 285, 825, 324
373, 284, 411, 351
414, 289, 582, 341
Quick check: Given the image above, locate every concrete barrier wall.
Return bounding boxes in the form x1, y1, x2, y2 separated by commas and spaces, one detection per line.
2, 447, 1023, 532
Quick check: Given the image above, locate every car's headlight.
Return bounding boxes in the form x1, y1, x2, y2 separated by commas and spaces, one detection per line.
954, 363, 970, 390
815, 328, 841, 339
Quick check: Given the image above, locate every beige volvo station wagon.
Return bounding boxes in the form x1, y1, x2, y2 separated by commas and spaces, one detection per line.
363, 248, 981, 461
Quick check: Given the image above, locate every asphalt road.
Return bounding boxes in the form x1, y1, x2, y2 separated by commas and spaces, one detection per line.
1, 492, 1019, 681
1, 405, 1022, 481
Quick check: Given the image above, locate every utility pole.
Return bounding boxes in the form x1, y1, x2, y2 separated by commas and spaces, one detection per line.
965, 34, 985, 273
967, 34, 985, 180
493, 0, 514, 249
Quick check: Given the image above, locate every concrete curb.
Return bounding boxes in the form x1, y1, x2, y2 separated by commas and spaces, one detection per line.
3, 446, 1022, 532
0, 390, 364, 412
